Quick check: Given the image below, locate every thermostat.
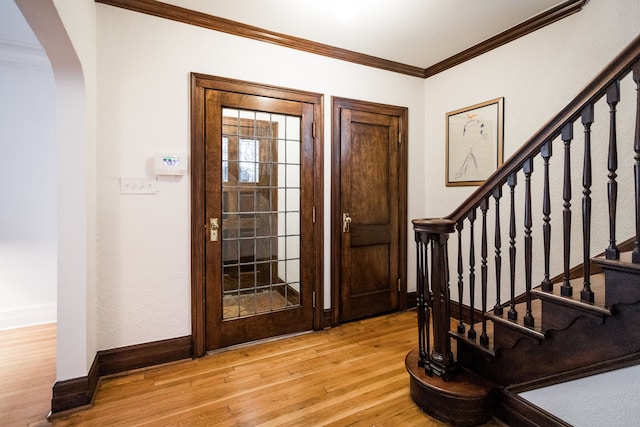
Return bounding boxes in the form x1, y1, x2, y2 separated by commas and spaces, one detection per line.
154, 153, 187, 176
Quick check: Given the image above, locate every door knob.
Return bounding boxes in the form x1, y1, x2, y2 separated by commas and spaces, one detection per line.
342, 213, 352, 233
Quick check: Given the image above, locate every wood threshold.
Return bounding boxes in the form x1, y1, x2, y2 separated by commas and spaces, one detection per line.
95, 0, 584, 78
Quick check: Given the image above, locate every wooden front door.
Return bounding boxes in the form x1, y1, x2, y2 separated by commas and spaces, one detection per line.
191, 75, 323, 354
332, 98, 408, 323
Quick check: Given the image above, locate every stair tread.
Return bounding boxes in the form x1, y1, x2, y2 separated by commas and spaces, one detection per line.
451, 298, 546, 352
594, 250, 640, 269
450, 323, 496, 357
532, 273, 611, 316
486, 299, 545, 340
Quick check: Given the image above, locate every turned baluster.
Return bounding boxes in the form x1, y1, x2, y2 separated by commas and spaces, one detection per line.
633, 62, 640, 264
541, 141, 553, 292
606, 81, 620, 260
468, 209, 477, 340
581, 104, 595, 303
493, 187, 503, 315
480, 199, 490, 346
508, 173, 518, 321
456, 221, 465, 334
523, 158, 535, 327
561, 123, 574, 297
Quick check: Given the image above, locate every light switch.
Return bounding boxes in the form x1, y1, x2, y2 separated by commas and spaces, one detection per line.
120, 177, 158, 195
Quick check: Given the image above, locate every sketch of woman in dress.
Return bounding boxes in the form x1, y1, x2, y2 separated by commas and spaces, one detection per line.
454, 114, 486, 181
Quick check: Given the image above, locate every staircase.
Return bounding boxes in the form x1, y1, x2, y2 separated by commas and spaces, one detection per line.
406, 34, 640, 426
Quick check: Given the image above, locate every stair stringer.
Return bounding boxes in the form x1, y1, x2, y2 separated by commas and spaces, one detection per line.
457, 300, 640, 386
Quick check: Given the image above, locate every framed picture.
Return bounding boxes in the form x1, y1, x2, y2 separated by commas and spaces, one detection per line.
446, 97, 504, 186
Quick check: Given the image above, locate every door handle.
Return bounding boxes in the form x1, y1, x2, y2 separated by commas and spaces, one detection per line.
342, 213, 352, 233
210, 217, 219, 241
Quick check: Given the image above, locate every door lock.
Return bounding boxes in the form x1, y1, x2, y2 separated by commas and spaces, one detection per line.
210, 217, 219, 241
342, 213, 352, 233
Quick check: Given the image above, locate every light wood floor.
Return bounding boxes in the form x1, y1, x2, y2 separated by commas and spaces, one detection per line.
3, 312, 502, 426
0, 323, 56, 427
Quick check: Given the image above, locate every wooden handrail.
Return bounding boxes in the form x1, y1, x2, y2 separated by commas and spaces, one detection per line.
445, 33, 640, 224
412, 34, 640, 382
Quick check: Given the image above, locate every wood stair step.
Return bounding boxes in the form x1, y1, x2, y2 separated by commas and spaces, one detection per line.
593, 251, 640, 306
594, 250, 640, 272
486, 299, 545, 342
449, 322, 495, 357
532, 273, 611, 318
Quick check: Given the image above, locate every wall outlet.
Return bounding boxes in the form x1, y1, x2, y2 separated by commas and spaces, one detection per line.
120, 177, 158, 195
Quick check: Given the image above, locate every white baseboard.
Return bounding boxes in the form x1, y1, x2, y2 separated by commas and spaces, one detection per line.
0, 303, 57, 330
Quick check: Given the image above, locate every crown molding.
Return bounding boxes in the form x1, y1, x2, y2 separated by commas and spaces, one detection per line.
424, 0, 586, 78
95, 0, 425, 78
96, 0, 585, 79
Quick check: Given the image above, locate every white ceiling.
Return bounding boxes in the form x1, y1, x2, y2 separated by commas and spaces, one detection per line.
161, 0, 567, 69
1, 0, 567, 70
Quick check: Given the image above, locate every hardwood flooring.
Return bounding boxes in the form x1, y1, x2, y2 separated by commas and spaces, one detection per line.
2, 312, 502, 426
0, 323, 56, 427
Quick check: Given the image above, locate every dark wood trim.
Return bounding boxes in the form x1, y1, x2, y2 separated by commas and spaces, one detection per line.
190, 74, 324, 350
450, 300, 485, 326
424, 0, 586, 77
494, 388, 572, 427
323, 309, 333, 329
313, 95, 326, 331
50, 336, 192, 415
407, 291, 417, 310
330, 97, 408, 326
97, 336, 192, 376
50, 357, 99, 415
549, 236, 636, 283
508, 351, 640, 395
190, 73, 206, 358
95, 0, 583, 79
95, 0, 423, 77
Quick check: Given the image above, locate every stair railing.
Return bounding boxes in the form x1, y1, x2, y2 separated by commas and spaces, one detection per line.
414, 34, 640, 379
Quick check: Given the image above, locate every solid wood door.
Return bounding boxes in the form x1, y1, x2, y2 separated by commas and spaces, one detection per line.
203, 89, 315, 350
334, 100, 407, 322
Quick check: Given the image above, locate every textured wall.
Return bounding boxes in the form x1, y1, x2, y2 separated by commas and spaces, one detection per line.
94, 2, 426, 350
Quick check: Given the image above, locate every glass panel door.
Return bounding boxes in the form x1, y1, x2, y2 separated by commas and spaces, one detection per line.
221, 108, 302, 320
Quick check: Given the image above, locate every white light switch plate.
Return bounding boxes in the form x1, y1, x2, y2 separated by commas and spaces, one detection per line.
120, 177, 158, 194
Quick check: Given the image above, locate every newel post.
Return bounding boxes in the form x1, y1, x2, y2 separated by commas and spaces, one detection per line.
413, 218, 457, 380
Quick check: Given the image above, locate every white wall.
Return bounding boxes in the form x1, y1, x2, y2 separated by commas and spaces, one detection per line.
94, 3, 426, 351
423, 0, 640, 217
0, 1, 57, 330
17, 0, 98, 380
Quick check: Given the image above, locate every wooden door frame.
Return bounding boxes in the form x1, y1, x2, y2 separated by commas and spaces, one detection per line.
330, 97, 408, 326
191, 73, 324, 357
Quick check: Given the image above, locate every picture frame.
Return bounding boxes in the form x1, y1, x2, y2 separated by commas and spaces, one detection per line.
446, 97, 504, 186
